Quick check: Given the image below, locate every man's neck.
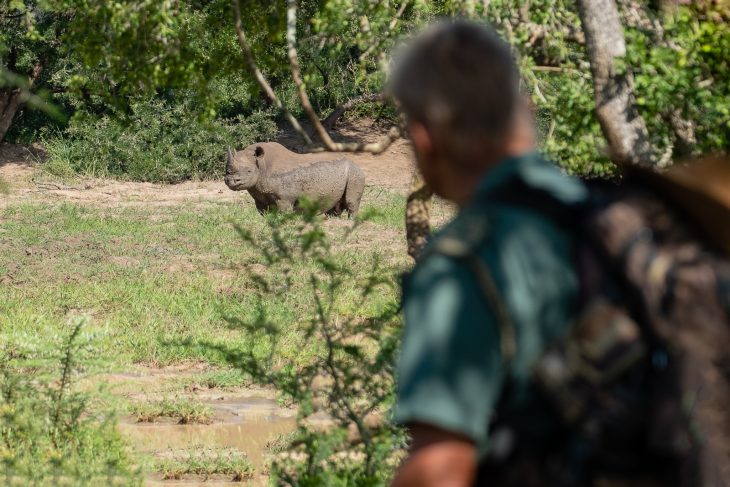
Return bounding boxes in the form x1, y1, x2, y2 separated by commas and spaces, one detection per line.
452, 147, 535, 208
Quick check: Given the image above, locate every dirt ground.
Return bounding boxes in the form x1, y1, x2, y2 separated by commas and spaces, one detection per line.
0, 121, 417, 209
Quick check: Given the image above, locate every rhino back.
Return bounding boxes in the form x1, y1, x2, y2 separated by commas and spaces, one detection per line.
252, 142, 343, 175
264, 159, 353, 205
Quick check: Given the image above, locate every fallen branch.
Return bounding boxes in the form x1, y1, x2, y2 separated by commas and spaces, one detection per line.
231, 0, 312, 145
322, 93, 385, 130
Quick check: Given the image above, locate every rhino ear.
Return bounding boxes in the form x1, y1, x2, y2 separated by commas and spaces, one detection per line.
254, 146, 265, 167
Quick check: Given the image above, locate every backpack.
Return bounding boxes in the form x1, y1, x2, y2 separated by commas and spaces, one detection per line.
470, 157, 730, 486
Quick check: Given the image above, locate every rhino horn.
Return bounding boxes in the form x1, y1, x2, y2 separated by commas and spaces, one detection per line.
226, 147, 234, 169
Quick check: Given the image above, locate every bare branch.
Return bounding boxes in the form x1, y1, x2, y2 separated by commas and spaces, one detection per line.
577, 0, 656, 166
286, 0, 402, 154
231, 0, 312, 145
308, 125, 404, 155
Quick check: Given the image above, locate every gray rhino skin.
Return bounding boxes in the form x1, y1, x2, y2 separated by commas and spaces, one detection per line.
225, 142, 365, 216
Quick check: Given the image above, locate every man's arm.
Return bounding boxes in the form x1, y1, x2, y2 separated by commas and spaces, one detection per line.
391, 423, 477, 487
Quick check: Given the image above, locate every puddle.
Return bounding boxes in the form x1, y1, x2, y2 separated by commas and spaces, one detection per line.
120, 395, 297, 472
209, 396, 290, 421
106, 368, 302, 484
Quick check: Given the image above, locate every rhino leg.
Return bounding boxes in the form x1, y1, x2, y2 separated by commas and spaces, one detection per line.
254, 199, 271, 213
275, 199, 294, 212
324, 196, 345, 217
344, 169, 365, 217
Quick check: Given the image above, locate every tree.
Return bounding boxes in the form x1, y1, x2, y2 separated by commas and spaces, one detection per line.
0, 2, 57, 142
577, 0, 655, 166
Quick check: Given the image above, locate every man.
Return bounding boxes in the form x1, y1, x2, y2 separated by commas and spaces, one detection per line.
389, 21, 588, 487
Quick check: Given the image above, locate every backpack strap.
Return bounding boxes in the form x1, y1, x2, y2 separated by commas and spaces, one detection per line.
431, 235, 518, 365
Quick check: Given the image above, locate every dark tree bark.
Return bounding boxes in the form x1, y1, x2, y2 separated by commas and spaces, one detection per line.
406, 171, 433, 261
0, 62, 43, 143
577, 0, 657, 166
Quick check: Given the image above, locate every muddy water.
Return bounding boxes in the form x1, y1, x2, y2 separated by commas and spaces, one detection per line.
116, 382, 298, 486
121, 417, 296, 469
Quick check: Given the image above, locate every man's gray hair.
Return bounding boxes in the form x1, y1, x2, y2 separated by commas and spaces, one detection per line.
389, 20, 519, 161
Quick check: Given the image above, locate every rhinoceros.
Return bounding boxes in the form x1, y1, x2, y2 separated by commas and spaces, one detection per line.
225, 142, 365, 217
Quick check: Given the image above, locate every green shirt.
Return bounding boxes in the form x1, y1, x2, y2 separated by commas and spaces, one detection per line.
395, 153, 587, 454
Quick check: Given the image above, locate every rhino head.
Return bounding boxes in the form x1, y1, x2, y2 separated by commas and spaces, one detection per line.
225, 145, 267, 190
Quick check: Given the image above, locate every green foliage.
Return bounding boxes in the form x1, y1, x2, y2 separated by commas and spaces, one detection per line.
4, 0, 730, 180
43, 100, 277, 182
209, 203, 406, 485
625, 4, 730, 158
0, 320, 139, 485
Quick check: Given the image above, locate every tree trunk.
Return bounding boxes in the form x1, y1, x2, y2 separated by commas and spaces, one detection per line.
406, 171, 433, 261
0, 89, 24, 142
0, 62, 44, 143
577, 0, 656, 166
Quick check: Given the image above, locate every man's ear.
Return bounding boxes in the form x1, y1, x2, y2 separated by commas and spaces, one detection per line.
408, 122, 434, 161
504, 96, 537, 156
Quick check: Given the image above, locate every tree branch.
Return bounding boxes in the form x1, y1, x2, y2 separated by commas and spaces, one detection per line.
358, 1, 410, 63
322, 93, 385, 130
577, 0, 656, 166
286, 0, 402, 154
231, 0, 312, 145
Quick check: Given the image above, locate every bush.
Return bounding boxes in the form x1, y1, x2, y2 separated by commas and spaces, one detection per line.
0, 320, 140, 485
208, 203, 406, 486
42, 99, 278, 183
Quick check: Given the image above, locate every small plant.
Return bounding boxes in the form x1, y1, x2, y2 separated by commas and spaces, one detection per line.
153, 447, 254, 481
179, 369, 250, 391
129, 396, 214, 424
0, 319, 140, 485
209, 201, 406, 486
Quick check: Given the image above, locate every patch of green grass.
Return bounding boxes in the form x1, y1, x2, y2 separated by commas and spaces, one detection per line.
0, 194, 410, 368
153, 447, 254, 481
129, 396, 214, 424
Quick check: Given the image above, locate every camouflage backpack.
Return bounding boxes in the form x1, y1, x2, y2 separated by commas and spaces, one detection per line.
474, 157, 730, 487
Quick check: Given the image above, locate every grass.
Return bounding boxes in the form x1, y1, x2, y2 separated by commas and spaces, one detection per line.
177, 369, 250, 390
0, 179, 425, 483
0, 188, 411, 368
129, 396, 214, 424
153, 447, 254, 481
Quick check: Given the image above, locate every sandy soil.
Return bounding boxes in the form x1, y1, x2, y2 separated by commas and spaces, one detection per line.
0, 121, 416, 209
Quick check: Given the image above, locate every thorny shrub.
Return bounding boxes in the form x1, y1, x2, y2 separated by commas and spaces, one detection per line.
210, 202, 407, 486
